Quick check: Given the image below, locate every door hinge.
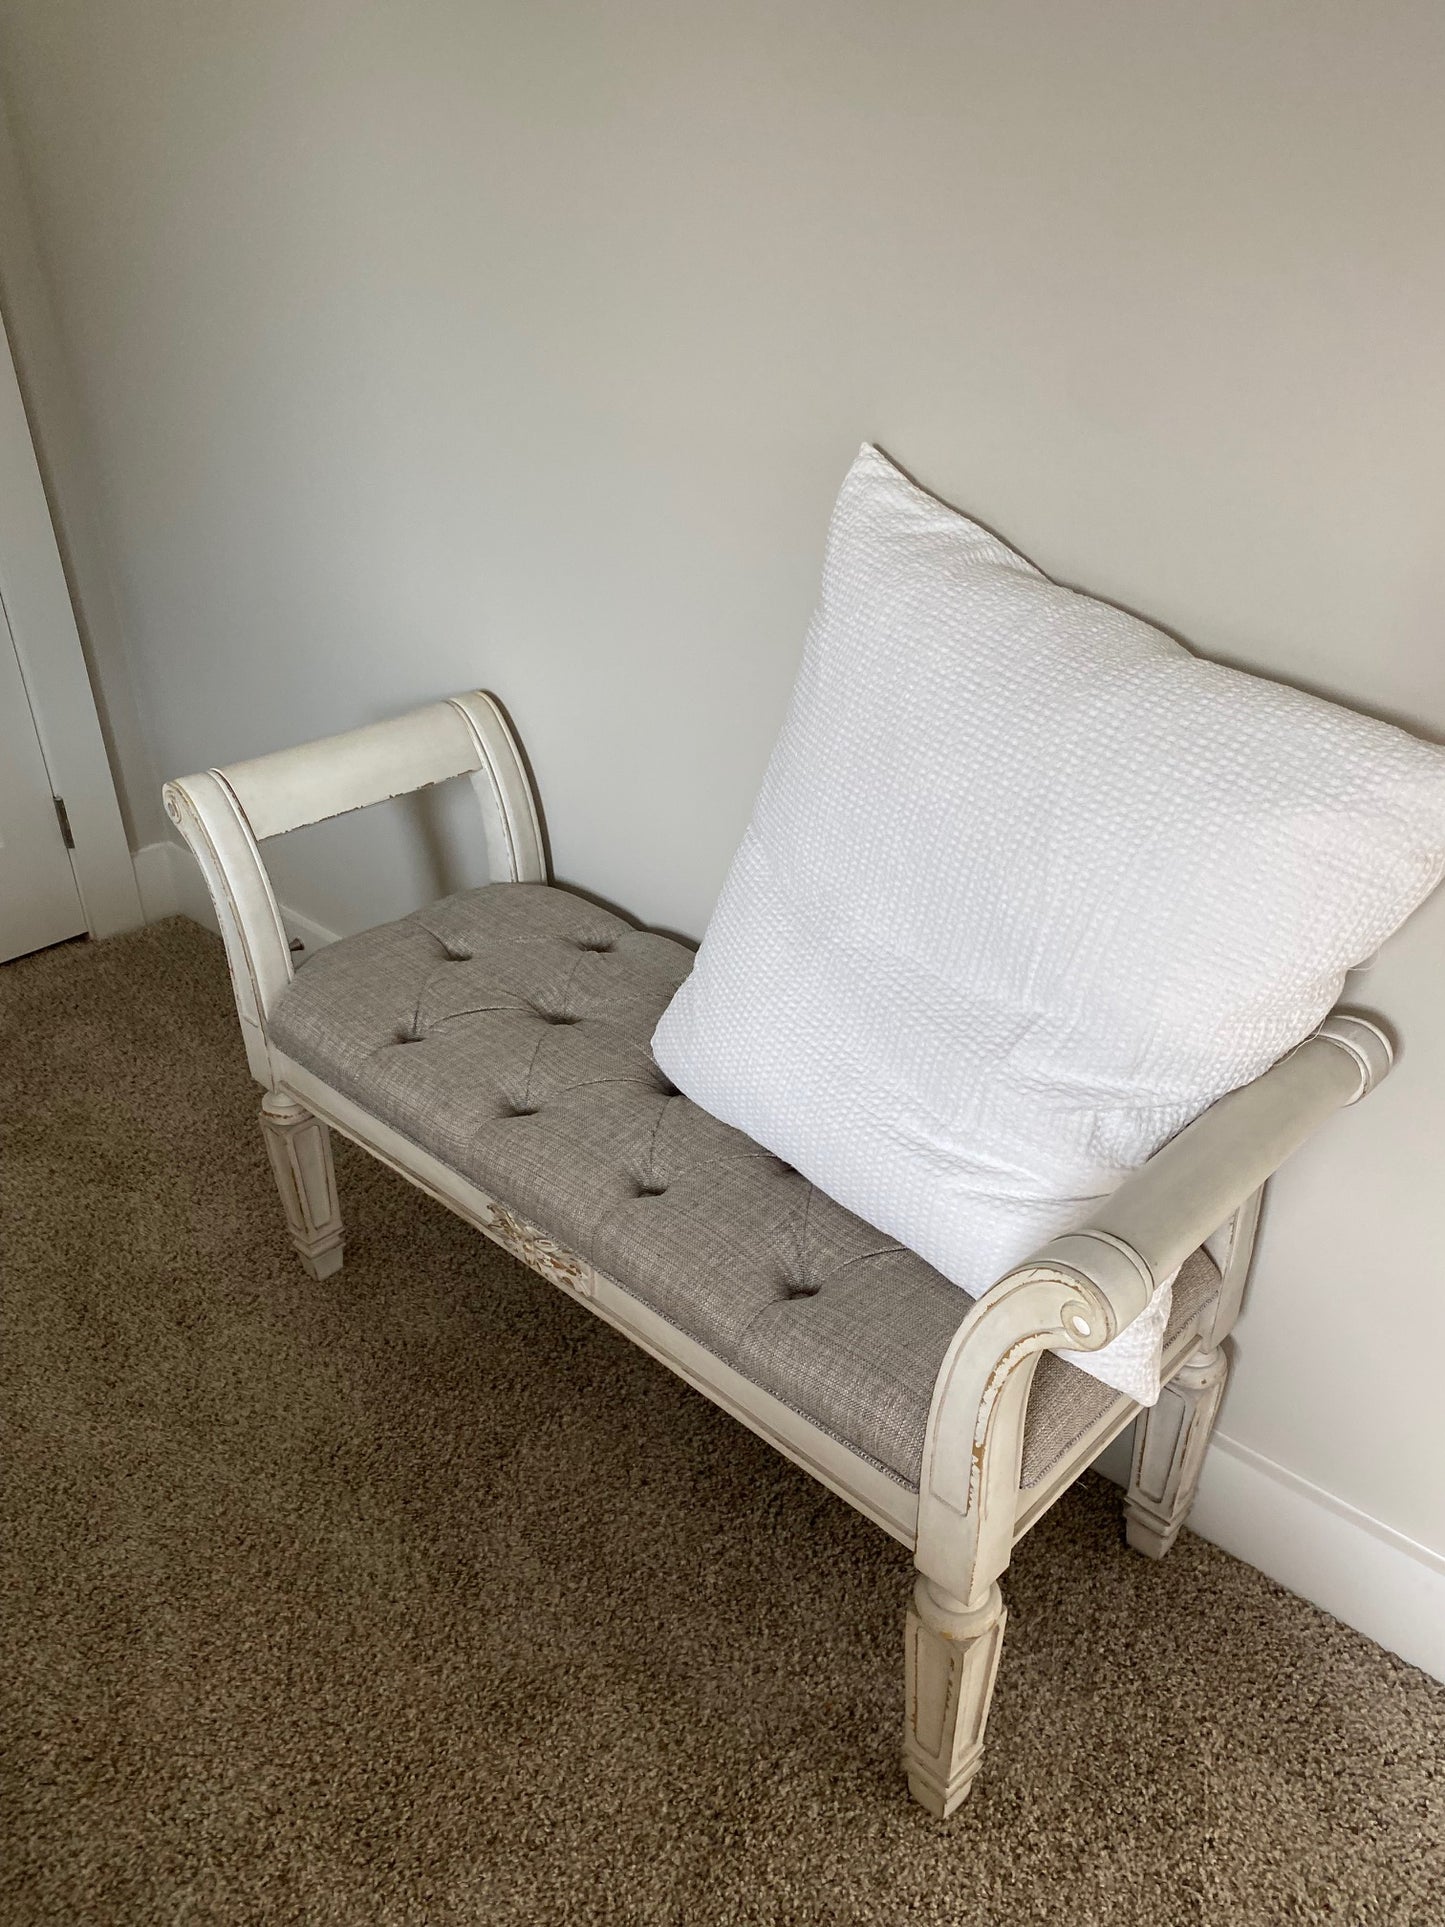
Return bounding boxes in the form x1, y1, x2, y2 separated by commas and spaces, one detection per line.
54, 795, 75, 849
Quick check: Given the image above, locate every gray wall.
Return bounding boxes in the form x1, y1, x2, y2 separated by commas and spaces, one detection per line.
2, 2, 1442, 1558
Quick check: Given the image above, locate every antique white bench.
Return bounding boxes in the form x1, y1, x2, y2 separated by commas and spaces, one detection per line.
164, 691, 1392, 1817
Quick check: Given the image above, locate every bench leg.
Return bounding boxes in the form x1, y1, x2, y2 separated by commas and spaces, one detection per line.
1124, 1341, 1228, 1559
259, 1091, 345, 1280
903, 1577, 1006, 1818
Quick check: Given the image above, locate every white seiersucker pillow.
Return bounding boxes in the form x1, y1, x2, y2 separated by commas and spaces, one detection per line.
652, 444, 1445, 1402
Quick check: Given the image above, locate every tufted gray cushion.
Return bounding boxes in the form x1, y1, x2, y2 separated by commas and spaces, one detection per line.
268, 884, 1219, 1490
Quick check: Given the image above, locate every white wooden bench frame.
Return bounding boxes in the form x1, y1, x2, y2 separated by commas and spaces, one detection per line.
164, 691, 1393, 1818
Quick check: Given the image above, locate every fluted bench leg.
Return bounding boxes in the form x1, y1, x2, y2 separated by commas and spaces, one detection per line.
903, 1577, 1006, 1818
259, 1091, 345, 1281
1124, 1341, 1229, 1560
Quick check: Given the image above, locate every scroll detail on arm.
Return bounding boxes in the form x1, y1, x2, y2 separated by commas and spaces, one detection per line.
914, 1232, 1153, 1606
914, 1016, 1394, 1606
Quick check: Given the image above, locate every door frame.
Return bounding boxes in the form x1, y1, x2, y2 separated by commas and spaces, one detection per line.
0, 302, 140, 941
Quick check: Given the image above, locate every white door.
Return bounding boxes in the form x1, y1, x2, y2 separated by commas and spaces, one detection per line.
0, 588, 87, 960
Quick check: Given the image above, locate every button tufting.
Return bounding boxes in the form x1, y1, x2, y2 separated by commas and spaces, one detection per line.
578, 938, 614, 953
446, 949, 473, 963
263, 879, 1229, 1503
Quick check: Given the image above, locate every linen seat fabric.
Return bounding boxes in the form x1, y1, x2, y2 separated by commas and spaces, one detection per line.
267, 882, 1219, 1490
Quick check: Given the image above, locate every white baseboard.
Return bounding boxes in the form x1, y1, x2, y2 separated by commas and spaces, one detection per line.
132, 838, 340, 958
130, 834, 1445, 1684
1098, 1425, 1445, 1682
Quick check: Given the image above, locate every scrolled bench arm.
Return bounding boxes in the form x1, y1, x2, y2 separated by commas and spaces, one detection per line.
162, 691, 546, 1085
915, 1014, 1393, 1605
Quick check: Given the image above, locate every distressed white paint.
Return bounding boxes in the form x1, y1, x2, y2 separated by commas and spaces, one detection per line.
123, 857, 1445, 1684
164, 691, 1397, 1813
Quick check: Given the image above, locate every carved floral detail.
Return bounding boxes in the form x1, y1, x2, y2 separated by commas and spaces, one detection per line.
480, 1200, 592, 1297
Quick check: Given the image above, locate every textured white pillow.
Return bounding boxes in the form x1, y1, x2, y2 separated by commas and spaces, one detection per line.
653, 444, 1445, 1402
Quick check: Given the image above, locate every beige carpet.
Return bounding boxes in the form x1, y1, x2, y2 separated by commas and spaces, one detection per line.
3, 918, 1442, 1926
